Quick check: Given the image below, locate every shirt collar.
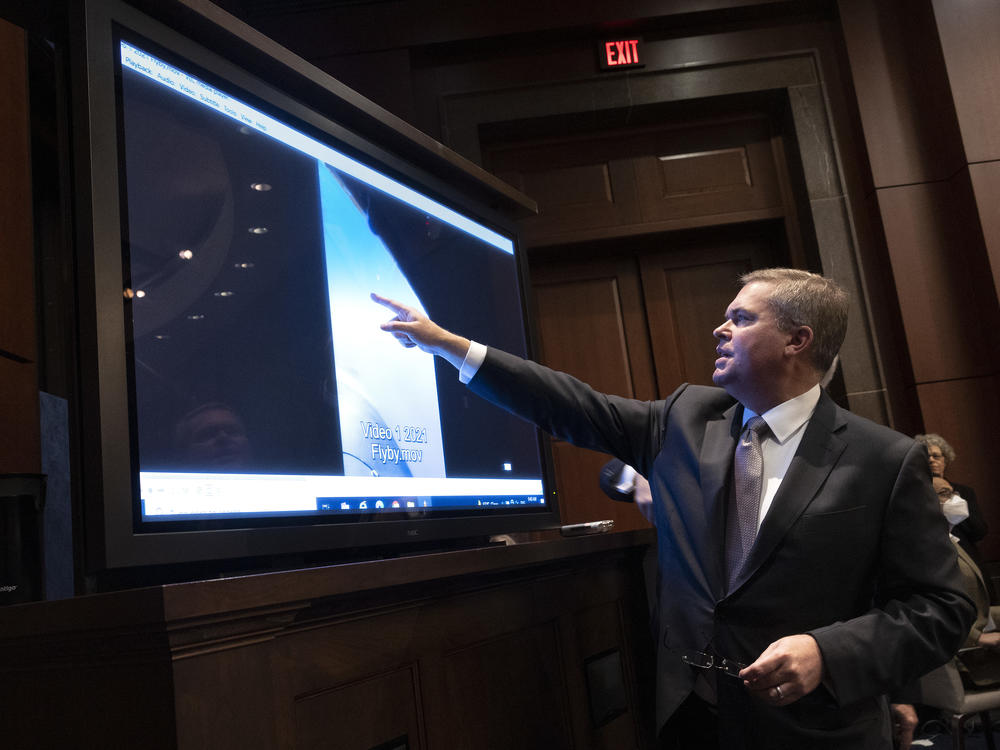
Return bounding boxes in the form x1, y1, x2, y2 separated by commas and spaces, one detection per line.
742, 384, 821, 444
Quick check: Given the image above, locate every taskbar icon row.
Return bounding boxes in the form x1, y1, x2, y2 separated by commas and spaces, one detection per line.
319, 498, 429, 512
316, 496, 545, 512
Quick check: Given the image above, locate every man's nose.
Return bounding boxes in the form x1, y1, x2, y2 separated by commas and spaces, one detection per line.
713, 321, 730, 339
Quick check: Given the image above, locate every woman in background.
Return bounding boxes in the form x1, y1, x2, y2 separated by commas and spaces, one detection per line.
915, 433, 988, 564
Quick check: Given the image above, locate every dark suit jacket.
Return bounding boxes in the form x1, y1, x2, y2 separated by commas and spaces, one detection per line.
468, 348, 974, 749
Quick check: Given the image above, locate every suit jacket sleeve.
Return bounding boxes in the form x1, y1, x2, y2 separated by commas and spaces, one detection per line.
466, 347, 674, 479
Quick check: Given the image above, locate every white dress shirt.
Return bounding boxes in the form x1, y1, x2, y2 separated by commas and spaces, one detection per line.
743, 385, 821, 531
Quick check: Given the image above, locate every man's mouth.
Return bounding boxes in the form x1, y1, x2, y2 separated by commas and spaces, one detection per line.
714, 346, 735, 374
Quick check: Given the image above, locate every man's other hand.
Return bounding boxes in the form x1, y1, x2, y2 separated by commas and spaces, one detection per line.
739, 634, 824, 706
890, 703, 918, 750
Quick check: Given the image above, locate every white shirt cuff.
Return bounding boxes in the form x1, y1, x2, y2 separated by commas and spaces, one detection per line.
459, 341, 487, 384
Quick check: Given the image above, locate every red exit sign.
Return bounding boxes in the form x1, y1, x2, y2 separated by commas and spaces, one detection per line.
598, 38, 644, 70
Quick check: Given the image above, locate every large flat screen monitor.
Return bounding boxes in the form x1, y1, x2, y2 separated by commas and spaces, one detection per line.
75, 0, 555, 578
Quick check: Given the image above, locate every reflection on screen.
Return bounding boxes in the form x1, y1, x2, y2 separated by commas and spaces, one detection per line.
117, 39, 545, 524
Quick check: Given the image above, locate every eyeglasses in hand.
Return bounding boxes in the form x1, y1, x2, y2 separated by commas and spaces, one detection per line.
681, 650, 747, 679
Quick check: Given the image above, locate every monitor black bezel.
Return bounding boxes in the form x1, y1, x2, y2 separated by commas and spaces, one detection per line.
72, 0, 558, 574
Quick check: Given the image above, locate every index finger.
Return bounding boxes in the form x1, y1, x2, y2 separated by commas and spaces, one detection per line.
371, 292, 406, 314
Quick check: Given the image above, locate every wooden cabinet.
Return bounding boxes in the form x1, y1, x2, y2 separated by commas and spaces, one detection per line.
0, 530, 656, 750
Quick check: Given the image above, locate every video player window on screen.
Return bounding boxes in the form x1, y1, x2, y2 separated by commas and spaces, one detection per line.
116, 40, 544, 523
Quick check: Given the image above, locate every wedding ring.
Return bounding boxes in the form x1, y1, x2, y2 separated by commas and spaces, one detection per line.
774, 685, 783, 700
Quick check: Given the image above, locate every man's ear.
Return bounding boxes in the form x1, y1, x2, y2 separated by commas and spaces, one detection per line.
785, 325, 814, 357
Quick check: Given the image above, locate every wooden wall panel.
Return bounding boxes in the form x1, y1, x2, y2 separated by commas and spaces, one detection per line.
0, 18, 39, 474
277, 606, 424, 698
4, 634, 177, 749
840, 0, 1000, 563
639, 241, 777, 397
534, 275, 640, 396
837, 0, 965, 187
0, 357, 39, 474
173, 643, 282, 749
571, 602, 639, 749
875, 174, 1000, 383
0, 18, 35, 360
491, 115, 784, 247
931, 0, 1000, 164
438, 624, 573, 750
969, 161, 1000, 302
498, 156, 640, 249
294, 667, 423, 750
633, 122, 781, 225
641, 258, 749, 391
491, 133, 644, 244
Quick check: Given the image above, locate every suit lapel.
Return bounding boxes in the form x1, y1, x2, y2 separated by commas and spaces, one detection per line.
730, 392, 847, 593
701, 401, 742, 599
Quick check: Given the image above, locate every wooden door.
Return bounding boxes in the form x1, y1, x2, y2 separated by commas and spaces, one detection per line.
637, 227, 781, 395
531, 254, 657, 532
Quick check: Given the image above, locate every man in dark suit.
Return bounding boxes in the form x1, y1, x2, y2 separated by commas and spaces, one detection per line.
373, 268, 973, 749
